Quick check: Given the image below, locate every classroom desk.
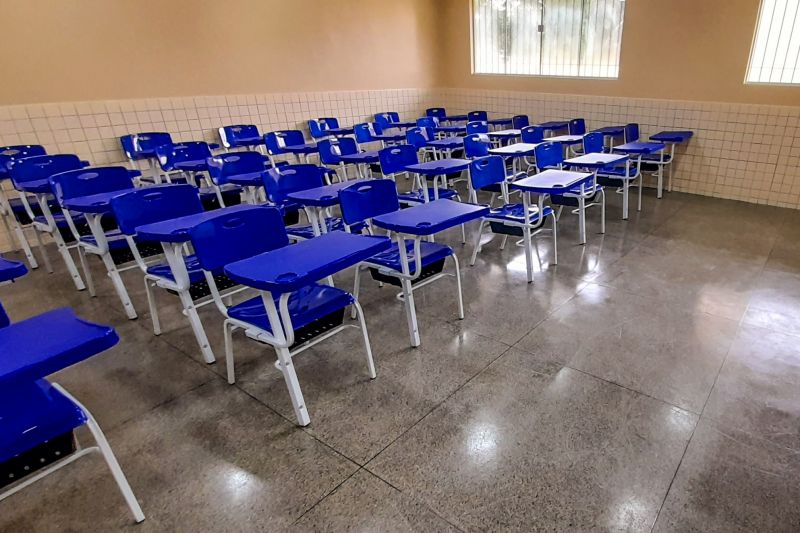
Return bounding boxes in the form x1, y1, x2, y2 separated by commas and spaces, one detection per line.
512, 168, 595, 255
613, 141, 668, 198
489, 142, 540, 177
488, 117, 514, 128
371, 199, 488, 346
592, 126, 626, 149
564, 153, 638, 219
488, 129, 522, 144
339, 151, 381, 179
224, 231, 391, 426
286, 181, 356, 236
426, 136, 464, 159
0, 307, 119, 386
63, 189, 138, 318
404, 158, 471, 202
547, 134, 584, 145
321, 127, 354, 138
649, 131, 694, 193
0, 255, 27, 283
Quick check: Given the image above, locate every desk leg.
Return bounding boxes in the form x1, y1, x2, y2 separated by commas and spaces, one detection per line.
522, 193, 534, 283
578, 194, 586, 245
0, 189, 37, 268
36, 193, 85, 291
396, 234, 421, 347
622, 180, 630, 220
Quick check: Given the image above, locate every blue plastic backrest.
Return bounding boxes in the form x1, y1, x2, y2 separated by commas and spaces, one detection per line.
207, 152, 268, 185
468, 110, 488, 122
512, 115, 529, 129
374, 112, 400, 128
264, 130, 306, 155
569, 118, 586, 135
379, 144, 418, 175
469, 156, 505, 191
156, 141, 213, 171
8, 154, 85, 188
223, 125, 260, 144
534, 142, 564, 170
0, 145, 46, 177
521, 125, 545, 144
353, 123, 376, 144
338, 179, 400, 226
464, 133, 491, 158
426, 108, 446, 119
318, 137, 358, 165
583, 132, 604, 154
111, 184, 203, 236
261, 164, 326, 204
405, 128, 431, 151
119, 132, 172, 160
50, 166, 133, 204
625, 123, 640, 143
415, 117, 438, 129
466, 121, 489, 135
189, 206, 289, 273
319, 117, 340, 130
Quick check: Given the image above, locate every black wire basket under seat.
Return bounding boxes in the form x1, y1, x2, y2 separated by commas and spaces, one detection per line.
369, 258, 446, 287
0, 431, 75, 489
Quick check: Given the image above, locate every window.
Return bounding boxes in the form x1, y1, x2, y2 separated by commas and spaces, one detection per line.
471, 0, 626, 78
746, 0, 800, 84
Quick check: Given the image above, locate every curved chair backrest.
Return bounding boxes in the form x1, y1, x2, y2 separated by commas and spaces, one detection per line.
534, 142, 564, 170
466, 121, 489, 135
339, 179, 400, 226
374, 112, 400, 128
468, 110, 488, 122
8, 154, 85, 188
120, 132, 172, 160
624, 123, 640, 143
0, 145, 46, 178
469, 156, 506, 191
318, 137, 358, 165
353, 123, 378, 144
583, 132, 605, 154
308, 117, 341, 139
521, 125, 545, 144
156, 141, 213, 171
405, 127, 433, 151
207, 152, 268, 185
426, 108, 447, 120
50, 166, 134, 205
379, 144, 418, 176
189, 205, 289, 272
219, 124, 260, 149
464, 133, 491, 158
264, 130, 307, 155
111, 184, 203, 236
261, 164, 326, 205
415, 116, 438, 129
512, 115, 529, 129
569, 118, 586, 135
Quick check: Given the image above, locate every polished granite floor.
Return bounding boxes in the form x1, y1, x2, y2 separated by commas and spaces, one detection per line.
2, 186, 800, 532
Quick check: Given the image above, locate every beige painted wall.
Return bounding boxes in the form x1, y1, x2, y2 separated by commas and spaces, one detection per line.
0, 0, 439, 104
439, 0, 800, 106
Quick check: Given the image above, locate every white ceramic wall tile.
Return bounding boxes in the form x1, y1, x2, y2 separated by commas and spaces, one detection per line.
436, 88, 800, 209
0, 88, 438, 167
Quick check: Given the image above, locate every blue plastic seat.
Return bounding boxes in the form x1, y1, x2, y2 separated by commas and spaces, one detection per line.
308, 118, 351, 139
0, 255, 27, 283
486, 202, 555, 223
0, 379, 86, 464
146, 255, 206, 284
0, 145, 46, 180
367, 239, 452, 274
219, 125, 262, 150
155, 141, 214, 173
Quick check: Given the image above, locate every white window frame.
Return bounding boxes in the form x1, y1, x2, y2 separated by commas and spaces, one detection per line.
745, 0, 800, 86
469, 0, 627, 80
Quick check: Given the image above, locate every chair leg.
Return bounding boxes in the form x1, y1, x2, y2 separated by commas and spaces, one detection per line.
552, 214, 559, 265
275, 345, 311, 426
400, 278, 421, 347
100, 253, 137, 319
622, 180, 630, 220
523, 225, 533, 283
600, 190, 606, 234
578, 197, 586, 245
179, 291, 215, 364
144, 279, 161, 335
638, 177, 643, 211
50, 230, 85, 290
460, 223, 466, 245
52, 385, 145, 524
33, 229, 53, 273
499, 235, 508, 250
451, 254, 465, 319
469, 219, 485, 266
10, 221, 38, 269
351, 266, 362, 319
352, 299, 377, 379
224, 319, 236, 384
77, 247, 95, 297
